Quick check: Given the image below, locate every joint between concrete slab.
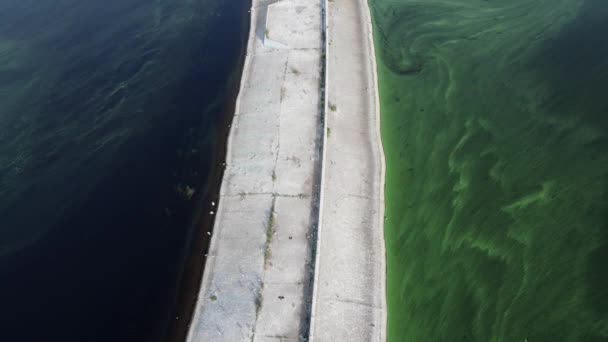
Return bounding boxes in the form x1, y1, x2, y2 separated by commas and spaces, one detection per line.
264, 281, 304, 285
223, 192, 312, 199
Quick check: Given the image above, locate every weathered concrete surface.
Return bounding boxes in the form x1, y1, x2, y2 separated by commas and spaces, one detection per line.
309, 0, 387, 340
187, 0, 323, 341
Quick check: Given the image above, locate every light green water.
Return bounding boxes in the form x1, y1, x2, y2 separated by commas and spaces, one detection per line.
369, 0, 608, 340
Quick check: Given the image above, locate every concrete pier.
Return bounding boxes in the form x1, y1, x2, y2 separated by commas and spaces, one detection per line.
186, 0, 386, 340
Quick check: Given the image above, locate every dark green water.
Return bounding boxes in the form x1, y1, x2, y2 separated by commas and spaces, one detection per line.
370, 0, 608, 340
0, 0, 248, 340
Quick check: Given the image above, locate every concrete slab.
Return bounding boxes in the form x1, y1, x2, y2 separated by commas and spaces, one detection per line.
237, 52, 288, 114
274, 49, 321, 196
221, 112, 278, 196
254, 283, 305, 338
212, 195, 271, 241
264, 196, 313, 284
311, 299, 384, 342
267, 0, 323, 49
314, 194, 384, 307
323, 144, 377, 199
254, 336, 299, 342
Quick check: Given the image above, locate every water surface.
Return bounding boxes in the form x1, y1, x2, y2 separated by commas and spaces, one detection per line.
0, 0, 248, 340
370, 0, 608, 340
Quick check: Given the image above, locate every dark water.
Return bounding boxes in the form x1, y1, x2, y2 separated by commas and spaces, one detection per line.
0, 0, 248, 340
371, 0, 608, 340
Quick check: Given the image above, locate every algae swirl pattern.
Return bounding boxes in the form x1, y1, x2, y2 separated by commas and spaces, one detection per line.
370, 0, 608, 340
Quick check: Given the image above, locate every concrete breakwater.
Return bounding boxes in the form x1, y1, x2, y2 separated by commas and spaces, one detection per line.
186, 0, 386, 340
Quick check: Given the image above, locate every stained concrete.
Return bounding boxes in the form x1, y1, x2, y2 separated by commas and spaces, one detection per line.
186, 0, 323, 341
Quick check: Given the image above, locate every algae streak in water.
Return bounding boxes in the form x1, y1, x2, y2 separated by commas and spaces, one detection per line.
370, 0, 608, 340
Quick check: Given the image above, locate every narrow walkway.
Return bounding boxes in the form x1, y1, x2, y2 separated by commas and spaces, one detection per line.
187, 0, 324, 341
309, 0, 387, 340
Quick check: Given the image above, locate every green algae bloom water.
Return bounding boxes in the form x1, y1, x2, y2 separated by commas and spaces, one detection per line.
369, 0, 608, 340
